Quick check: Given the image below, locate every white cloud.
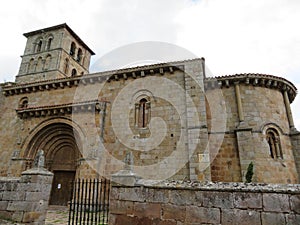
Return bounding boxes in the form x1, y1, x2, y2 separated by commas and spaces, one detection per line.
0, 0, 299, 130
176, 0, 300, 77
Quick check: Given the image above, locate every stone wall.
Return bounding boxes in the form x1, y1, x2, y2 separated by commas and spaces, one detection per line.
0, 168, 53, 225
291, 130, 300, 181
205, 77, 299, 184
109, 180, 300, 225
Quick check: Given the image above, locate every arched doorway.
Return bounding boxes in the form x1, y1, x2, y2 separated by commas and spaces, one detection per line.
24, 122, 82, 206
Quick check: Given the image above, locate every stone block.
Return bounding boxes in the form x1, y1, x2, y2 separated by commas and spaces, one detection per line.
261, 212, 285, 225
186, 205, 220, 224
2, 191, 25, 201
110, 186, 120, 200
7, 201, 32, 212
5, 182, 18, 191
25, 192, 44, 201
234, 192, 262, 209
12, 211, 24, 222
285, 214, 300, 225
118, 187, 145, 202
113, 215, 140, 225
0, 210, 13, 220
290, 194, 300, 214
263, 193, 290, 212
202, 191, 234, 209
222, 209, 261, 225
22, 211, 43, 223
0, 200, 8, 210
169, 190, 193, 206
148, 188, 169, 204
18, 183, 40, 192
110, 199, 134, 215
161, 204, 186, 222
31, 200, 48, 212
134, 202, 161, 219
111, 170, 140, 186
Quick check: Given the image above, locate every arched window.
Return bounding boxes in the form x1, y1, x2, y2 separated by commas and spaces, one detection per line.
19, 97, 28, 108
64, 58, 69, 74
36, 57, 43, 71
36, 39, 43, 53
136, 98, 151, 128
46, 37, 53, 50
71, 68, 77, 77
44, 55, 51, 70
70, 42, 76, 56
28, 58, 35, 73
266, 128, 283, 159
77, 48, 83, 63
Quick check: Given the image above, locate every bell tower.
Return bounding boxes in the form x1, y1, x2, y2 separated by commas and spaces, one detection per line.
16, 23, 95, 83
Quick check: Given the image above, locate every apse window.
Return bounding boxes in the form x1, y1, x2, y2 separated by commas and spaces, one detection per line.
266, 128, 283, 159
135, 98, 151, 128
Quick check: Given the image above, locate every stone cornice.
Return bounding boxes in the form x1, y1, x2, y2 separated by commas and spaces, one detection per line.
2, 60, 188, 97
204, 73, 297, 103
16, 100, 108, 119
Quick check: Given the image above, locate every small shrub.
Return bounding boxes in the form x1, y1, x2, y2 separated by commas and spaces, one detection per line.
245, 162, 254, 183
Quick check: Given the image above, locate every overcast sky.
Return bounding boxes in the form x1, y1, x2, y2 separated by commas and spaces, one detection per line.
0, 0, 299, 129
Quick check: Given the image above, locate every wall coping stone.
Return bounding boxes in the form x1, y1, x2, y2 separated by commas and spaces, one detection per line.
118, 179, 300, 194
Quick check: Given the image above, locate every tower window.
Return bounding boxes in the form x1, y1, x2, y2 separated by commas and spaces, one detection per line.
28, 58, 35, 73
36, 57, 43, 71
70, 42, 76, 56
36, 39, 43, 53
266, 128, 283, 159
135, 98, 151, 128
77, 48, 83, 63
71, 69, 77, 77
46, 37, 53, 50
44, 55, 51, 70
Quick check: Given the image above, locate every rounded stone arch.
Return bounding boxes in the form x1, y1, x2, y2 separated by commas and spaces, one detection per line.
261, 122, 284, 159
45, 34, 54, 50
34, 36, 44, 53
131, 89, 155, 105
261, 122, 284, 135
21, 117, 86, 169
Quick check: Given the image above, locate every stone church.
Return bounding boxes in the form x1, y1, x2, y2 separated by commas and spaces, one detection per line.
0, 24, 299, 205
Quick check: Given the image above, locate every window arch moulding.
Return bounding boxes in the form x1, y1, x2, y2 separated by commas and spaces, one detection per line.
262, 123, 284, 160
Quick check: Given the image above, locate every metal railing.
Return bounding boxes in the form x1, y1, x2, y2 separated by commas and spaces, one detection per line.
68, 178, 110, 225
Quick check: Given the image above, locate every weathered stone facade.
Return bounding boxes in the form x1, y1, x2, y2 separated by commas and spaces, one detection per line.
0, 24, 299, 205
109, 180, 300, 225
0, 167, 53, 224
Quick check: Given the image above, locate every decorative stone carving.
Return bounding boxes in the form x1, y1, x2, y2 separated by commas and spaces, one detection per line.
33, 149, 45, 168
124, 151, 133, 171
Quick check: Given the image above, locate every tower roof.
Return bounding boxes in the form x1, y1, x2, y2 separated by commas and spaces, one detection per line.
23, 23, 95, 55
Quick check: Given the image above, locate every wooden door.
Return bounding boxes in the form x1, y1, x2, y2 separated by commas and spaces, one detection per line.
50, 171, 75, 206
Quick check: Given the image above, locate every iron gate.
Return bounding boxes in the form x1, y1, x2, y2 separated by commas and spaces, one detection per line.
68, 178, 110, 225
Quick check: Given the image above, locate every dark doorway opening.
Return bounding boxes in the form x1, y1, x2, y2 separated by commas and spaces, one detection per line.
50, 171, 76, 206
